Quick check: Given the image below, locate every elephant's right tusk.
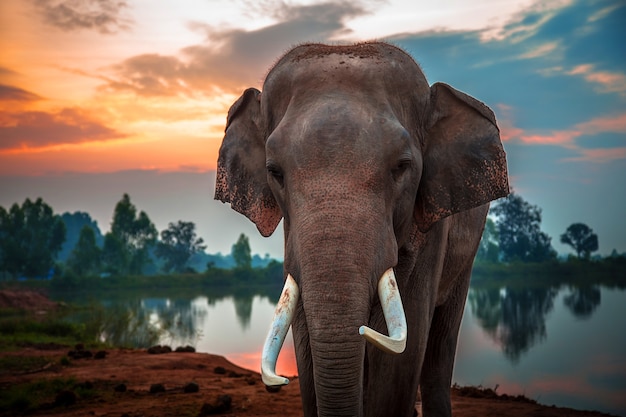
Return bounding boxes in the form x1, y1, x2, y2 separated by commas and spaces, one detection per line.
261, 274, 299, 386
359, 268, 407, 354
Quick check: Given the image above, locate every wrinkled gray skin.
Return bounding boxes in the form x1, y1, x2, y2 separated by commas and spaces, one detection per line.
215, 42, 509, 417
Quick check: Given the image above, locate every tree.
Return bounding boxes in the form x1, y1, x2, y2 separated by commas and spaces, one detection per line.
476, 217, 499, 262
490, 192, 556, 263
155, 221, 206, 273
58, 212, 104, 262
67, 225, 102, 277
101, 233, 128, 275
0, 198, 66, 278
104, 194, 157, 275
232, 233, 252, 270
560, 223, 598, 259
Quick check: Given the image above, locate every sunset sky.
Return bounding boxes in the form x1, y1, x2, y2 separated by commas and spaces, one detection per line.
1, 0, 625, 259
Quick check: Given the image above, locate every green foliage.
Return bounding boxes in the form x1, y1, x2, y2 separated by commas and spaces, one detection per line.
560, 223, 599, 259
472, 256, 626, 288
58, 211, 104, 262
155, 221, 206, 273
67, 225, 102, 277
476, 218, 499, 263
490, 193, 556, 263
103, 194, 157, 275
231, 233, 252, 270
0, 377, 81, 413
0, 309, 93, 349
0, 198, 66, 279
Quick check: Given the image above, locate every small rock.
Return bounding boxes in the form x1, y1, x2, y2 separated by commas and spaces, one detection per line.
213, 366, 226, 375
183, 382, 199, 393
149, 383, 166, 394
68, 349, 93, 360
75, 343, 85, 351
114, 383, 127, 393
175, 345, 196, 353
94, 350, 107, 359
55, 390, 77, 406
147, 345, 172, 354
245, 377, 256, 385
227, 371, 243, 378
198, 395, 232, 416
265, 384, 282, 393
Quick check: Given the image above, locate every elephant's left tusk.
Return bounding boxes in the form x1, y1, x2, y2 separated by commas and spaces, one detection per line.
261, 274, 299, 386
359, 268, 407, 354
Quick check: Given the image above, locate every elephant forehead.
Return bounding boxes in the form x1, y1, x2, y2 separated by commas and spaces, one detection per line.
268, 106, 410, 168
264, 43, 428, 102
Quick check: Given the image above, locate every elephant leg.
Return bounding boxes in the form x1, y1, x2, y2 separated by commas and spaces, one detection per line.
364, 300, 426, 417
419, 268, 471, 417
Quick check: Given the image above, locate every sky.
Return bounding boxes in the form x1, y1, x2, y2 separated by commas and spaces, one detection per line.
1, 0, 625, 259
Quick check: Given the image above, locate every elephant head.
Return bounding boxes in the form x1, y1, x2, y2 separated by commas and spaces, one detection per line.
215, 42, 508, 417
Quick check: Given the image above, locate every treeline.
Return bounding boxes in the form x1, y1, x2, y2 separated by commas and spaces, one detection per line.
1, 191, 624, 287
0, 194, 282, 288
471, 192, 626, 285
475, 192, 619, 263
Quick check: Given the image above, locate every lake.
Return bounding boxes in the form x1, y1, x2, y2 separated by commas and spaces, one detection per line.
56, 282, 626, 416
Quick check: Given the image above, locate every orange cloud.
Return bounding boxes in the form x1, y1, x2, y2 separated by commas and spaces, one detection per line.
496, 105, 626, 163
32, 0, 132, 34
0, 107, 126, 151
567, 63, 626, 96
563, 147, 626, 163
0, 84, 43, 102
576, 112, 626, 134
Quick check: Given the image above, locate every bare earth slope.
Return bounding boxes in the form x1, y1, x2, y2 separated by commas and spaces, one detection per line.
0, 347, 617, 417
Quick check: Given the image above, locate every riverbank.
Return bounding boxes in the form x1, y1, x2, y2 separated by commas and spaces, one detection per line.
0, 289, 621, 417
0, 345, 619, 417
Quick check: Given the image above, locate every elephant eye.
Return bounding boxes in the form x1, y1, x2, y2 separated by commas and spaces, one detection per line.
392, 158, 412, 181
267, 163, 285, 187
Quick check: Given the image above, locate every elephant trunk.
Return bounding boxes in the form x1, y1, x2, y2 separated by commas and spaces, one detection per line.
260, 198, 406, 416
261, 269, 408, 416
302, 273, 367, 417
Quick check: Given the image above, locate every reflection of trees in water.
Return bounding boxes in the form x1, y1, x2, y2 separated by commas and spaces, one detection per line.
233, 294, 254, 329
469, 283, 605, 362
468, 286, 558, 363
93, 284, 283, 348
203, 285, 281, 330
563, 285, 601, 319
151, 298, 207, 346
93, 297, 208, 348
95, 299, 163, 348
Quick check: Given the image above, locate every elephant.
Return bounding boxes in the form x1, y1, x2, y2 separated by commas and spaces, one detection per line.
215, 42, 509, 417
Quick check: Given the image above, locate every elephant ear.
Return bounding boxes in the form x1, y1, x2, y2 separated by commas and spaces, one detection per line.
415, 82, 509, 232
214, 88, 282, 237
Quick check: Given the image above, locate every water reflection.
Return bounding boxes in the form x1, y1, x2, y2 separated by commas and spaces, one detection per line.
66, 285, 281, 351
468, 283, 603, 363
58, 282, 625, 415
233, 293, 254, 329
143, 297, 207, 347
563, 285, 601, 319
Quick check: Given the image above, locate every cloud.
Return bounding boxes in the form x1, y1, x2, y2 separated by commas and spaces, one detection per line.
102, 1, 368, 96
0, 67, 18, 76
517, 41, 560, 60
32, 0, 132, 34
0, 108, 126, 151
0, 84, 43, 102
563, 147, 626, 163
500, 112, 626, 163
482, 1, 571, 43
566, 64, 626, 96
